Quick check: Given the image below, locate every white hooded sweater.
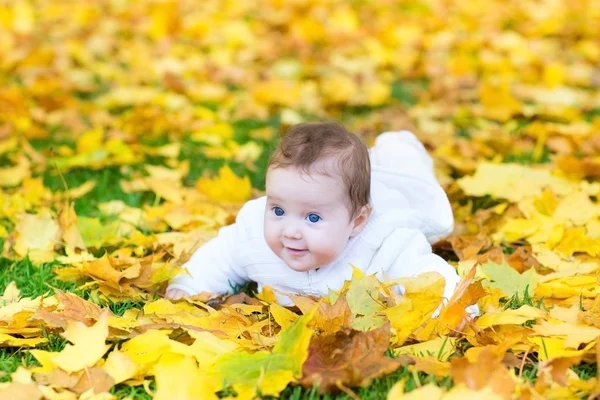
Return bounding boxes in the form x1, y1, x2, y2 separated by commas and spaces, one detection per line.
168, 131, 462, 306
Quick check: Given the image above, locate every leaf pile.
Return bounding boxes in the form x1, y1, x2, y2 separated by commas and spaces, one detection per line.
1, 0, 600, 399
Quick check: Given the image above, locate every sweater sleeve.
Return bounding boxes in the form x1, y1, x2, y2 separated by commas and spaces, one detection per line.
166, 200, 259, 296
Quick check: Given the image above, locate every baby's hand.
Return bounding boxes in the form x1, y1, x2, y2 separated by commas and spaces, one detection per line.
165, 288, 188, 300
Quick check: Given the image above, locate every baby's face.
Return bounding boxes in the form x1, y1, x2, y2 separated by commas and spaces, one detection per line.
264, 164, 360, 272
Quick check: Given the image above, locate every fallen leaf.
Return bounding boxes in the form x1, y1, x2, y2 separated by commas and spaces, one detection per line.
52, 311, 111, 373
299, 323, 413, 393
70, 366, 114, 395
209, 310, 315, 400
154, 353, 217, 400
382, 272, 445, 345
10, 211, 61, 263
480, 260, 538, 297
0, 382, 43, 400
102, 349, 137, 385
476, 305, 546, 329
537, 355, 584, 386
451, 346, 515, 399
196, 165, 252, 204
346, 270, 387, 331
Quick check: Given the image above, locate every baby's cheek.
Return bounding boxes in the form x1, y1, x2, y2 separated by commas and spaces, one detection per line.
263, 224, 280, 253
310, 231, 345, 261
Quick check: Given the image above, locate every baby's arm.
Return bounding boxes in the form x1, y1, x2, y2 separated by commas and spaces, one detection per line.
166, 204, 253, 299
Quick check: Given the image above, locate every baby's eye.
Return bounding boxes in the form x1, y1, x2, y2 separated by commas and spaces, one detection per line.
307, 213, 321, 223
273, 206, 285, 216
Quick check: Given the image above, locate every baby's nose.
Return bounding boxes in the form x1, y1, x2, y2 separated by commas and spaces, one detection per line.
282, 223, 302, 239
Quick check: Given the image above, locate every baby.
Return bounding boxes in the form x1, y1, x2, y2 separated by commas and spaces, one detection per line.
166, 122, 462, 306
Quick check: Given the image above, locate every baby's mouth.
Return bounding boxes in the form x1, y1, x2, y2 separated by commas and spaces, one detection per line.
286, 247, 308, 255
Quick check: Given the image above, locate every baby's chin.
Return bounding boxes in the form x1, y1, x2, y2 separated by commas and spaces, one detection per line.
286, 263, 320, 273
282, 255, 321, 272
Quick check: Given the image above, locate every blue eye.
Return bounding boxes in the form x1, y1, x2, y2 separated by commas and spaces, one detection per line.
273, 207, 284, 216
307, 213, 321, 223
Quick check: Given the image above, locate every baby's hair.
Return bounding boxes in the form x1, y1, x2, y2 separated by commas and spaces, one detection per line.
268, 122, 371, 218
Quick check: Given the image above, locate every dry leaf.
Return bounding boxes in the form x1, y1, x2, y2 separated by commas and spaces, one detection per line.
299, 323, 413, 393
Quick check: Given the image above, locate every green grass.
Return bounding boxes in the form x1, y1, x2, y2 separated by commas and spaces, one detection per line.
0, 258, 77, 298
111, 384, 154, 400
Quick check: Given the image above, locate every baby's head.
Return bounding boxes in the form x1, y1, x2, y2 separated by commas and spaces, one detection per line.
264, 122, 372, 272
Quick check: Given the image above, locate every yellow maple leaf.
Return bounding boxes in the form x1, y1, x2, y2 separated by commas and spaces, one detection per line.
382, 272, 445, 345
169, 330, 239, 371
533, 319, 600, 349
252, 79, 301, 107
479, 79, 521, 122
0, 333, 47, 347
0, 155, 31, 188
528, 337, 594, 361
119, 330, 173, 378
76, 128, 104, 154
52, 311, 111, 373
57, 202, 86, 251
209, 310, 315, 400
554, 227, 600, 257
394, 337, 458, 362
154, 353, 217, 400
196, 165, 252, 204
11, 211, 61, 263
101, 349, 137, 385
457, 162, 574, 202
543, 62, 566, 88
476, 305, 546, 329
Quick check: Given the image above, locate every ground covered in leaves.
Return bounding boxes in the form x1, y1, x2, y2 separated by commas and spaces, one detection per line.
1, 0, 600, 399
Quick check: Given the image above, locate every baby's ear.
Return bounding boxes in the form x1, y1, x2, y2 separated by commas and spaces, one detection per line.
350, 204, 372, 237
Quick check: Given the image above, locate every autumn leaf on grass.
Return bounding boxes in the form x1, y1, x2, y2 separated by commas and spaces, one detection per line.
346, 267, 387, 331
312, 292, 354, 335
451, 346, 516, 400
34, 365, 115, 396
415, 266, 485, 340
196, 165, 252, 204
270, 303, 299, 330
154, 353, 217, 400
101, 349, 137, 385
381, 272, 445, 346
51, 311, 111, 373
169, 330, 240, 371
298, 323, 413, 394
0, 154, 31, 187
537, 355, 584, 387
532, 319, 600, 349
480, 260, 538, 298
5, 211, 61, 263
456, 163, 573, 202
394, 337, 458, 362
479, 79, 521, 122
475, 305, 546, 330
119, 330, 174, 378
578, 294, 600, 328
209, 310, 315, 400
57, 202, 85, 252
288, 292, 354, 334
0, 333, 47, 347
36, 289, 107, 329
76, 216, 137, 249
